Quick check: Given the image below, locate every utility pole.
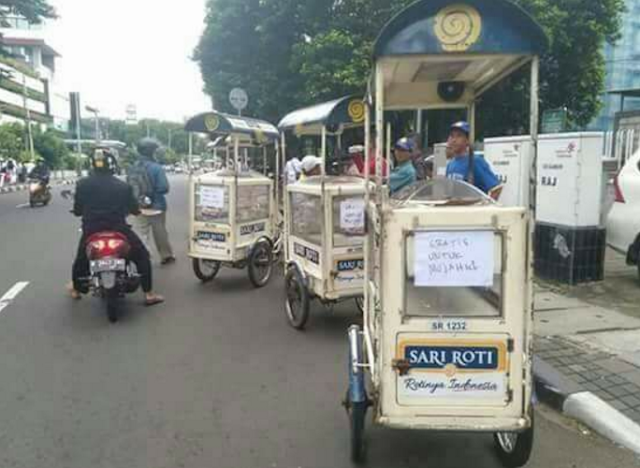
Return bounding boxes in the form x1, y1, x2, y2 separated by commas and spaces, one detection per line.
22, 74, 35, 160
86, 106, 100, 145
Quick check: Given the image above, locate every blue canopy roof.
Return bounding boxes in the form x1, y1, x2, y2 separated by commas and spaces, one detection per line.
185, 111, 279, 144
374, 0, 547, 59
278, 96, 366, 133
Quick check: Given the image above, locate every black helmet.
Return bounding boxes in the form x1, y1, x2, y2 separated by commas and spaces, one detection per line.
137, 137, 161, 160
90, 148, 118, 174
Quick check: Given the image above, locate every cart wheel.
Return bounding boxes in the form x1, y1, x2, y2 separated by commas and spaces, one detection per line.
349, 398, 367, 464
192, 258, 221, 283
494, 411, 534, 468
355, 296, 364, 314
285, 266, 310, 330
248, 240, 274, 288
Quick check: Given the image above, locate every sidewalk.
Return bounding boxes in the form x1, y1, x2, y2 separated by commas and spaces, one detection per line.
534, 249, 640, 453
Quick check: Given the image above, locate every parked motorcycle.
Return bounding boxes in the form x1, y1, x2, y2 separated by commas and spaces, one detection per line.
29, 178, 52, 207
62, 190, 141, 323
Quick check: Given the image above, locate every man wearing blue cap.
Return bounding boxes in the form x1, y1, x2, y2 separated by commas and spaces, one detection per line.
390, 137, 417, 194
446, 121, 502, 200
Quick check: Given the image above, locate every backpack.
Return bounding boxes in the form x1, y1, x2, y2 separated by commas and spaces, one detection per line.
127, 160, 154, 207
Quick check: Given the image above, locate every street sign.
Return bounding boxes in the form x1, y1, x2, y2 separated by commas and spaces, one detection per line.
126, 104, 138, 125
542, 108, 568, 134
229, 88, 248, 112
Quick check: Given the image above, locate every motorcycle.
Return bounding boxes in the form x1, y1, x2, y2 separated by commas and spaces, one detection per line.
62, 190, 141, 323
29, 178, 52, 207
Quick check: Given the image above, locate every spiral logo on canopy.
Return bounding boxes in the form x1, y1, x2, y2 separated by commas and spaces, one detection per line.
434, 4, 482, 52
348, 100, 365, 123
204, 115, 220, 132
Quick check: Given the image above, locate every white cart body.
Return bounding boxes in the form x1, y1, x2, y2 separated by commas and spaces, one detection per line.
189, 170, 274, 264
366, 181, 532, 431
345, 1, 548, 462
286, 176, 366, 301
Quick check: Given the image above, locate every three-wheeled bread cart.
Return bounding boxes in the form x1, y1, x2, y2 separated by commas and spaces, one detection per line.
345, 1, 547, 466
279, 96, 368, 329
185, 111, 282, 288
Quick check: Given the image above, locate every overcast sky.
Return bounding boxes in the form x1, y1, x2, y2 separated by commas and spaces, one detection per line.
46, 0, 210, 122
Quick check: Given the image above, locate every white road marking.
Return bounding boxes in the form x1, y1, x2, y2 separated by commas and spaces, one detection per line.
15, 203, 30, 209
0, 281, 29, 313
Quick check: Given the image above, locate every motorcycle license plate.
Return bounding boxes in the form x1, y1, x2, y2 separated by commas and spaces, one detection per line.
90, 259, 126, 273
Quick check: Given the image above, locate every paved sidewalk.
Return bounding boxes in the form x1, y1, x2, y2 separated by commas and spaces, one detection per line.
533, 255, 640, 453
535, 335, 640, 425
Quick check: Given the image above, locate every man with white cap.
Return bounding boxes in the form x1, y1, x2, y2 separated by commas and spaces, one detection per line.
284, 155, 302, 185
300, 155, 323, 181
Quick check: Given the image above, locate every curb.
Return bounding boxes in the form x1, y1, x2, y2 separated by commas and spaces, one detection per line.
0, 179, 77, 195
534, 355, 640, 455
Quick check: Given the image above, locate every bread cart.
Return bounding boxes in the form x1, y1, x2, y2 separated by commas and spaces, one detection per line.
345, 1, 548, 466
279, 96, 367, 329
185, 111, 282, 287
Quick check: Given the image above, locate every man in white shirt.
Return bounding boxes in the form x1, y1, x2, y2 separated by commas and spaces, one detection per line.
284, 156, 302, 185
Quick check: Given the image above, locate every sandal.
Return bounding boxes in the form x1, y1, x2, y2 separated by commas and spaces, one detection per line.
145, 295, 165, 307
67, 282, 82, 300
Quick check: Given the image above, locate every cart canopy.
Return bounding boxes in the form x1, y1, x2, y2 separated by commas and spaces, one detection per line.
185, 111, 279, 144
372, 0, 548, 109
278, 96, 366, 135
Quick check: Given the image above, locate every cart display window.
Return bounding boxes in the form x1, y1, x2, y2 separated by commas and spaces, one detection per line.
195, 184, 229, 224
237, 184, 270, 223
332, 195, 365, 247
290, 192, 322, 245
404, 231, 504, 317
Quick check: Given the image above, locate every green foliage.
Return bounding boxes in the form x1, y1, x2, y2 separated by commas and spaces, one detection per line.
195, 0, 625, 136
33, 129, 69, 168
0, 0, 56, 25
0, 77, 46, 102
0, 122, 26, 161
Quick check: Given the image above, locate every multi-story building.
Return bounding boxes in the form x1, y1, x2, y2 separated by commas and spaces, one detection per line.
0, 11, 64, 130
591, 0, 640, 130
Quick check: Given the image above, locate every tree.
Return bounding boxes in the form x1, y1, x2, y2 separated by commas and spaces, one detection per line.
195, 0, 625, 137
0, 122, 26, 161
33, 129, 69, 168
0, 0, 56, 26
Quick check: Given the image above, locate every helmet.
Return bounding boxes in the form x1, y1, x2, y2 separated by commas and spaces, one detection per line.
90, 148, 118, 174
450, 121, 471, 136
137, 137, 161, 160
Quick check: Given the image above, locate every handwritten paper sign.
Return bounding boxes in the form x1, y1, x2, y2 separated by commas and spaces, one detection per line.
199, 186, 225, 209
414, 231, 494, 287
340, 198, 365, 233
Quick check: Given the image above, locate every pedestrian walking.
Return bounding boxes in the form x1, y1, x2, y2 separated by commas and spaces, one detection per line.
128, 139, 176, 265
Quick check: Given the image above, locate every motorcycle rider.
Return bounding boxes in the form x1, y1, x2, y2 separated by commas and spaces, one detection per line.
29, 158, 50, 185
69, 148, 164, 306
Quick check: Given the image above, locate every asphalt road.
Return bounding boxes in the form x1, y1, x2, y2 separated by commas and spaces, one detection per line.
0, 175, 638, 468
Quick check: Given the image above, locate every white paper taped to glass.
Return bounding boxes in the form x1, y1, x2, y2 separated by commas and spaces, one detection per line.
340, 198, 365, 232
414, 231, 494, 287
199, 186, 225, 209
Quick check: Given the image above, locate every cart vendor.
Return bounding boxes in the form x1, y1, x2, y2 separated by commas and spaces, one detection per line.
300, 155, 323, 181
446, 121, 502, 200
389, 137, 417, 194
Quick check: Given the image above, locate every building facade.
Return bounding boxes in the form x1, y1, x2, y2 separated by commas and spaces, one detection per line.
0, 12, 63, 129
591, 0, 640, 130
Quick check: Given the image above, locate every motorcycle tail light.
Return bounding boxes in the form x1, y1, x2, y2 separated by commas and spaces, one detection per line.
86, 233, 131, 259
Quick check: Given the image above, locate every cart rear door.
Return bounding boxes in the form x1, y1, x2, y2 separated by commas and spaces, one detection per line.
380, 213, 531, 420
